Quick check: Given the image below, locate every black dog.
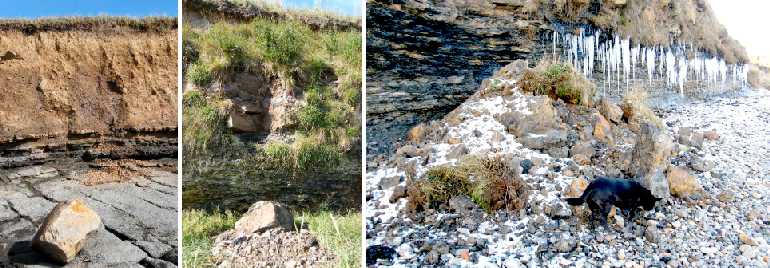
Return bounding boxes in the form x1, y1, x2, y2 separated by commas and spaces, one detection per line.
564, 177, 661, 226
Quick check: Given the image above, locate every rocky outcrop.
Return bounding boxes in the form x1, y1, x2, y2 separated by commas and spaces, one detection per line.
0, 19, 178, 167
212, 228, 336, 267
31, 199, 102, 264
630, 124, 673, 198
183, 161, 361, 212
1, 160, 178, 267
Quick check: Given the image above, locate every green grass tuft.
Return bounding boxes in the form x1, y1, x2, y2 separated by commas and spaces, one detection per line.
297, 211, 362, 268
295, 141, 342, 171
182, 90, 234, 159
182, 209, 239, 268
187, 61, 213, 86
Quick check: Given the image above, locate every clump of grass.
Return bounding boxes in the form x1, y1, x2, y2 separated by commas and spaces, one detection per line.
406, 123, 426, 143
519, 61, 595, 106
407, 156, 529, 213
620, 87, 665, 130
182, 90, 234, 158
187, 61, 213, 86
465, 157, 529, 212
188, 18, 312, 82
182, 209, 239, 268
295, 141, 342, 170
253, 135, 343, 172
297, 211, 362, 268
264, 142, 294, 163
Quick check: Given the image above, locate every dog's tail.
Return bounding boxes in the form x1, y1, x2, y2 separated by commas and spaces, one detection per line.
563, 188, 591, 206
564, 197, 585, 206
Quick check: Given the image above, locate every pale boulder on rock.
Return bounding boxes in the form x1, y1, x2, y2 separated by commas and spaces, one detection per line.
235, 201, 294, 234
32, 199, 102, 264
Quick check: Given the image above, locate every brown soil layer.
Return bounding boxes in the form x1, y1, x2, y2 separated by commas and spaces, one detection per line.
0, 19, 178, 166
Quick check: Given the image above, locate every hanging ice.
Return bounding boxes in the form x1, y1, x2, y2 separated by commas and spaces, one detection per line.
549, 26, 749, 96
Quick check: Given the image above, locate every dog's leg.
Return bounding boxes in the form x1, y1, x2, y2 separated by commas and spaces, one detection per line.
627, 208, 638, 223
599, 203, 612, 226
587, 199, 600, 228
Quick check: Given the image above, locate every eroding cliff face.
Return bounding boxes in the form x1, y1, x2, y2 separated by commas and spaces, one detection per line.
366, 0, 749, 161
0, 26, 178, 166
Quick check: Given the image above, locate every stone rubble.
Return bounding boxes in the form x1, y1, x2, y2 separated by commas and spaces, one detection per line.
366, 72, 770, 267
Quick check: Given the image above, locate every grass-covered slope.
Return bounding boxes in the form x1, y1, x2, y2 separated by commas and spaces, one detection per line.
182, 14, 361, 170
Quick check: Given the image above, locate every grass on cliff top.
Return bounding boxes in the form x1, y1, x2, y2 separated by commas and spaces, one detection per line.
0, 16, 177, 32
518, 60, 596, 106
444, 0, 746, 64
190, 0, 360, 25
182, 209, 361, 268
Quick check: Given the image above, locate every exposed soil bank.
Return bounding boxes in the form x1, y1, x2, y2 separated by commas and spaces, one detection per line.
0, 21, 178, 167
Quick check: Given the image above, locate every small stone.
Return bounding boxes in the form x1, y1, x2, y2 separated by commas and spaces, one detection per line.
618, 249, 626, 260
690, 156, 714, 172
739, 232, 757, 246
703, 130, 719, 140
667, 166, 700, 198
379, 176, 401, 189
563, 178, 589, 198
718, 191, 735, 202
555, 240, 576, 253
32, 199, 102, 264
455, 248, 470, 260
390, 185, 406, 203
644, 226, 658, 243
740, 245, 756, 258
397, 244, 415, 260
613, 214, 625, 229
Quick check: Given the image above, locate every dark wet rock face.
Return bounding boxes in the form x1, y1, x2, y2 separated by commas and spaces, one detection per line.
183, 162, 362, 213
365, 1, 537, 161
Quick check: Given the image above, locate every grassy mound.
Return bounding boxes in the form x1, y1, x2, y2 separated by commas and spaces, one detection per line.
407, 156, 530, 213
519, 61, 595, 106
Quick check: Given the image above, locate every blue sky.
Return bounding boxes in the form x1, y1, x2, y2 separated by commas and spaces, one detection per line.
0, 0, 178, 18
283, 0, 361, 17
